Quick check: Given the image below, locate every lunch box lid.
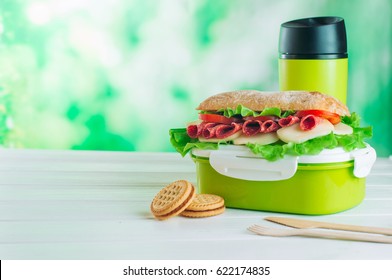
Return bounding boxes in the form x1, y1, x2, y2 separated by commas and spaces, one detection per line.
191, 144, 376, 181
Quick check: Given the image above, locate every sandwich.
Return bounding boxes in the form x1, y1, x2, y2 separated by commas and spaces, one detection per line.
169, 90, 372, 161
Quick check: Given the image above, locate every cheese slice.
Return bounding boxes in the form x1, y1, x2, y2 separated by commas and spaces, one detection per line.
277, 119, 334, 144
232, 132, 279, 145
333, 122, 353, 135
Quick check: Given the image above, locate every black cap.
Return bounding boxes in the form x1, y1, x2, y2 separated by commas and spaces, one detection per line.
279, 16, 347, 59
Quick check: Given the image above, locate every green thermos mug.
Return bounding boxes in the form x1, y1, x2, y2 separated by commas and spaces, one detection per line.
279, 17, 348, 104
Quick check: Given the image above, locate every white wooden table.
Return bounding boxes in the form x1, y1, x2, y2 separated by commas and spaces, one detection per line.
0, 149, 391, 260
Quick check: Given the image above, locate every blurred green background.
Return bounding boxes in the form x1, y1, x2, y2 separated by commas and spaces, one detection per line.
0, 0, 391, 156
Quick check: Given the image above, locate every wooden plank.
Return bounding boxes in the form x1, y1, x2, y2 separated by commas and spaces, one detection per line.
0, 150, 390, 260
1, 237, 391, 260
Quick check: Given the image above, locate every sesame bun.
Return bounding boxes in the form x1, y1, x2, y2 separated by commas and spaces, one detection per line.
196, 90, 350, 116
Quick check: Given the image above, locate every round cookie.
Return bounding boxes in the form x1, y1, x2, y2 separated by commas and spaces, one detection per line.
150, 180, 196, 220
181, 194, 225, 218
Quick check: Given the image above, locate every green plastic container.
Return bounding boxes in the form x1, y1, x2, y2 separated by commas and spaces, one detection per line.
191, 146, 376, 215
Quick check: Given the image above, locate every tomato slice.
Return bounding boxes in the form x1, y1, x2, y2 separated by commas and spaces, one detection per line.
243, 115, 277, 122
295, 110, 341, 124
199, 114, 238, 124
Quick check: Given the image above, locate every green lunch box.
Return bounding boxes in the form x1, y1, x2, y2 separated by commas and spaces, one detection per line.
191, 145, 376, 215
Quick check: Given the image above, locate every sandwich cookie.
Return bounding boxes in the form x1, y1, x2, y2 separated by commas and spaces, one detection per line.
181, 194, 225, 218
151, 180, 195, 220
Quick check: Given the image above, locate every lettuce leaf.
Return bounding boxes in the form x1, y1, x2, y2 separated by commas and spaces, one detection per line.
246, 142, 286, 161
246, 134, 338, 161
169, 128, 218, 156
341, 112, 361, 128
217, 105, 256, 117
217, 105, 284, 118
247, 126, 372, 161
289, 133, 338, 155
335, 126, 372, 151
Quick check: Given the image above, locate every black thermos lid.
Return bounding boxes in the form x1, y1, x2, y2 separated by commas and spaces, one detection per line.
279, 16, 347, 59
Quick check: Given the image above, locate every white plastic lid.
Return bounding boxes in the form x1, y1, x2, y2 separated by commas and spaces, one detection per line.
191, 144, 376, 181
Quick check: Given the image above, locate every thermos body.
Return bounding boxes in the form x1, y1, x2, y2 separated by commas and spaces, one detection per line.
279, 58, 348, 104
278, 17, 348, 104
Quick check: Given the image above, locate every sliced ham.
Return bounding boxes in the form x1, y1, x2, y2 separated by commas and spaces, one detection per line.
242, 120, 263, 136
187, 125, 199, 138
299, 115, 322, 131
202, 123, 219, 138
260, 120, 280, 133
187, 122, 242, 139
278, 115, 300, 127
215, 122, 242, 139
187, 122, 207, 138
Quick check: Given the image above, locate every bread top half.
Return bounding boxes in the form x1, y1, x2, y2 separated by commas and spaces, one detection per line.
196, 90, 350, 116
